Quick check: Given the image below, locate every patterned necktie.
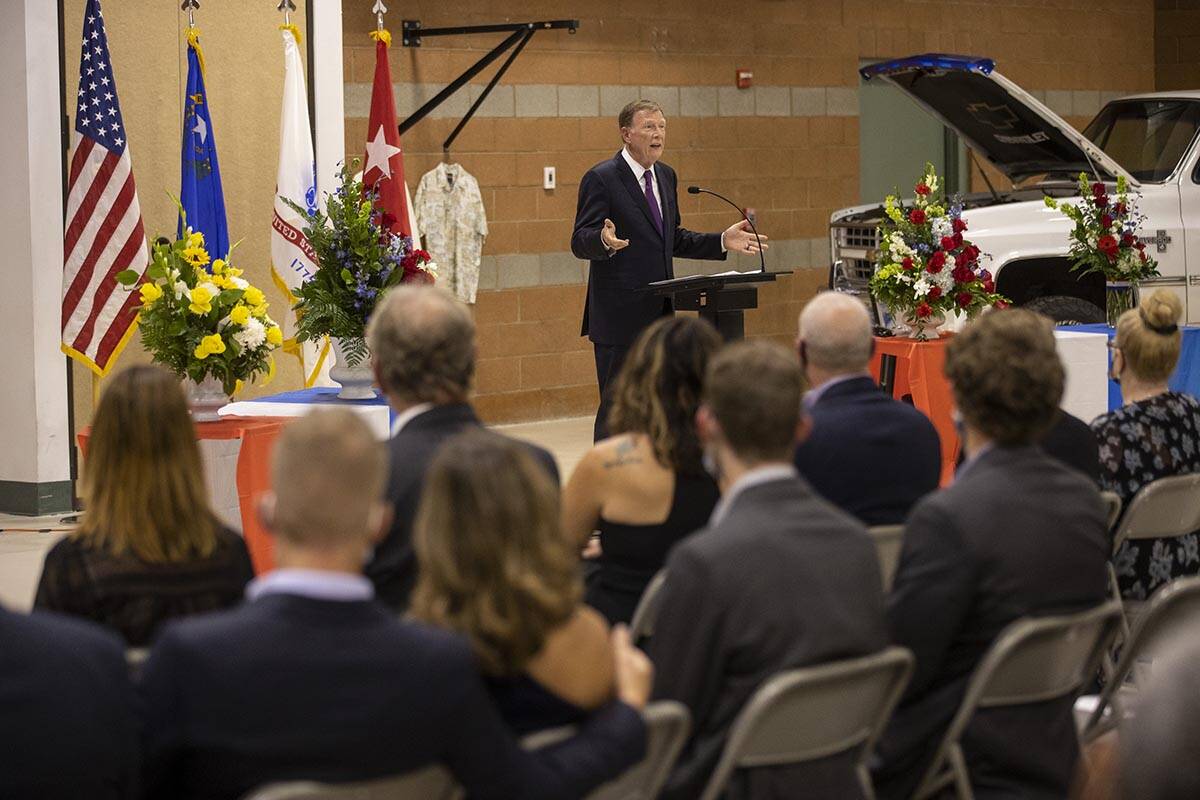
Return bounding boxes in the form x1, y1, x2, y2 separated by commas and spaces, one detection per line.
643, 169, 663, 237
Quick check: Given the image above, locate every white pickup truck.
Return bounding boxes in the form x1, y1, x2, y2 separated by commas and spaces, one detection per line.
830, 54, 1200, 323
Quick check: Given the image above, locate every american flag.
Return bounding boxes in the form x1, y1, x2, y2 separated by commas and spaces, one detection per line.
61, 0, 148, 375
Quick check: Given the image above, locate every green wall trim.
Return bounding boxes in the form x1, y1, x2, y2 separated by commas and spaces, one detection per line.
0, 480, 74, 516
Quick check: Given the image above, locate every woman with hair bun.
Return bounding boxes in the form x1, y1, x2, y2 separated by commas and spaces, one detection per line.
1093, 289, 1200, 599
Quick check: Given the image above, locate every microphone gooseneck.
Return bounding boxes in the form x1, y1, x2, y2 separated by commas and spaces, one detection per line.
686, 186, 765, 273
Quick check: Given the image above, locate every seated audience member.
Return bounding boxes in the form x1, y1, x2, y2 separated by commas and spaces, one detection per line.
0, 605, 138, 799
365, 285, 558, 612
1120, 635, 1200, 800
562, 316, 722, 624
956, 408, 1101, 483
793, 291, 940, 525
1092, 290, 1200, 599
412, 431, 615, 734
139, 410, 649, 800
874, 309, 1110, 800
34, 365, 253, 646
649, 340, 888, 800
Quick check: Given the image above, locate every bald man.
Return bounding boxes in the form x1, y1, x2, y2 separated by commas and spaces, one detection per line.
793, 292, 941, 525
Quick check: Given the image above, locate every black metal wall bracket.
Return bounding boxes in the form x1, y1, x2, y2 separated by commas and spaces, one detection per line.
397, 19, 580, 156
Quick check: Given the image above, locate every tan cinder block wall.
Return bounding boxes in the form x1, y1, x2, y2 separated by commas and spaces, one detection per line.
63, 0, 308, 429
1156, 0, 1200, 90
344, 0, 1154, 424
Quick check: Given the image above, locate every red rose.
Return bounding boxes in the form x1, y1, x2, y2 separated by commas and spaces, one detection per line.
928, 286, 943, 300
916, 302, 933, 318
952, 217, 968, 234
1121, 233, 1134, 247
1092, 182, 1106, 197
1095, 195, 1109, 209
1098, 234, 1119, 256
1101, 214, 1114, 230
956, 291, 972, 308
909, 208, 927, 225
993, 300, 1010, 310
952, 232, 964, 249
952, 265, 973, 284
916, 183, 931, 196
1135, 240, 1146, 251
941, 235, 957, 251
983, 278, 995, 293
901, 257, 914, 271
1113, 202, 1127, 216
927, 250, 946, 272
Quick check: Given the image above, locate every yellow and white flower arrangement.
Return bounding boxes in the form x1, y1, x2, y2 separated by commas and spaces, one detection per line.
117, 229, 281, 395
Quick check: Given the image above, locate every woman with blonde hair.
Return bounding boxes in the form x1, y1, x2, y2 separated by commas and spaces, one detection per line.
562, 316, 723, 625
411, 430, 614, 734
34, 365, 253, 645
1093, 289, 1200, 599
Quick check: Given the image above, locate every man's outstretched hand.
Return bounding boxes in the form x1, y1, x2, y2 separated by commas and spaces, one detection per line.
601, 218, 631, 252
722, 219, 769, 255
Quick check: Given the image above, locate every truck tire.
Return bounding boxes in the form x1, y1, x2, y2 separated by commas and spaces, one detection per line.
1024, 295, 1105, 325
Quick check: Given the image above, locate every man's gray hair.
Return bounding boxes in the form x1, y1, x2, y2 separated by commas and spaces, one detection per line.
798, 291, 873, 374
366, 285, 475, 404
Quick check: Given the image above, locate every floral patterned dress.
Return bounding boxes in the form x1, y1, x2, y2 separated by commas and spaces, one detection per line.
1092, 391, 1200, 599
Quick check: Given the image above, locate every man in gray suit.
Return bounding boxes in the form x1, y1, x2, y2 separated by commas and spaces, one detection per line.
648, 340, 889, 800
873, 309, 1110, 800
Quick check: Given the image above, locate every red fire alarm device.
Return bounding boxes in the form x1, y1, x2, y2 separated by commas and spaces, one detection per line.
736, 69, 753, 89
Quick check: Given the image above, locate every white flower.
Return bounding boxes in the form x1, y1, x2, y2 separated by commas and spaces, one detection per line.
945, 253, 956, 269
913, 277, 931, 296
935, 268, 956, 292
173, 280, 189, 300
932, 218, 952, 239
423, 260, 439, 278
196, 281, 220, 298
234, 317, 266, 351
230, 277, 249, 290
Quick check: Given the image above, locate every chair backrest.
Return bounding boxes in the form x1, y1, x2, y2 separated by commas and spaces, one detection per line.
1084, 576, 1200, 740
629, 569, 667, 644
242, 766, 461, 800
1099, 490, 1122, 533
698, 647, 914, 800
914, 601, 1123, 798
1112, 473, 1200, 550
868, 525, 904, 592
520, 701, 691, 800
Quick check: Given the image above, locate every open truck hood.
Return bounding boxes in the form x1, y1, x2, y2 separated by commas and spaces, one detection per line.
860, 54, 1137, 186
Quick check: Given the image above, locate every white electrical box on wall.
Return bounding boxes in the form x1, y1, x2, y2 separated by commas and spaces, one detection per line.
543, 166, 556, 190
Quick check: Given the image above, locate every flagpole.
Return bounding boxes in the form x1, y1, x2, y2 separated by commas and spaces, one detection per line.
182, 0, 198, 28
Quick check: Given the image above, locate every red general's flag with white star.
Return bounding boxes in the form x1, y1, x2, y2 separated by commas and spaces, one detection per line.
362, 30, 411, 237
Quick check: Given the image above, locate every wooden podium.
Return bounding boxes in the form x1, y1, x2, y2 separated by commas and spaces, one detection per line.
646, 271, 791, 340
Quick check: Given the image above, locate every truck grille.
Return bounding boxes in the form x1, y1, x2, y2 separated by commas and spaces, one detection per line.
841, 225, 879, 249
831, 224, 882, 286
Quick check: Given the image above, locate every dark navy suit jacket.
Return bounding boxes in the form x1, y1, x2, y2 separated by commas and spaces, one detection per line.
794, 376, 942, 526
367, 402, 559, 612
139, 593, 645, 800
572, 151, 726, 346
0, 606, 139, 799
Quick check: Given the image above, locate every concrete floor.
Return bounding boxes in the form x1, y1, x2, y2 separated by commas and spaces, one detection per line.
0, 415, 594, 612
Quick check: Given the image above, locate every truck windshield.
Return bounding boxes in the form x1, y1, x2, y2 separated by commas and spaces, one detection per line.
1083, 99, 1200, 182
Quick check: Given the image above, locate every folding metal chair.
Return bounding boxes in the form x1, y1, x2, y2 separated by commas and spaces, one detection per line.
696, 647, 915, 800
912, 601, 1123, 800
1082, 576, 1200, 742
242, 765, 461, 800
521, 701, 691, 800
868, 525, 905, 592
629, 568, 667, 645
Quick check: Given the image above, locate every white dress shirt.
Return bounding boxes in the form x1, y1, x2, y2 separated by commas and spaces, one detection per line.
621, 146, 662, 213
709, 463, 798, 527
247, 569, 374, 602
389, 402, 435, 438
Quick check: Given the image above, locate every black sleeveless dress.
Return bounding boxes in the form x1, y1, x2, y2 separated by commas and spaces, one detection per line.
584, 472, 720, 625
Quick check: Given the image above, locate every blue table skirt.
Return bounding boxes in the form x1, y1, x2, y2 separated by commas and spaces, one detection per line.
1057, 324, 1200, 411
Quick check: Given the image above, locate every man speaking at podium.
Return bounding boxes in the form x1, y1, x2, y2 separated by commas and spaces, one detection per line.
572, 100, 768, 441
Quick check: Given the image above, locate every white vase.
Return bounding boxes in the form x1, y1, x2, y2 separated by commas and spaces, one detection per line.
329, 337, 377, 400
185, 375, 228, 422
895, 309, 946, 341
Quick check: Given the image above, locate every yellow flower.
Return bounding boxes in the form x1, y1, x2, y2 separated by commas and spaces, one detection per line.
226, 266, 243, 278
182, 244, 210, 268
266, 325, 283, 346
139, 282, 163, 305
212, 258, 226, 274
230, 304, 250, 326
252, 302, 269, 318
243, 286, 266, 307
193, 333, 226, 360
188, 286, 213, 315
186, 230, 205, 249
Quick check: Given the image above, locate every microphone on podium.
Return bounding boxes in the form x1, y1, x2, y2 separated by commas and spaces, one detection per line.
687, 186, 766, 273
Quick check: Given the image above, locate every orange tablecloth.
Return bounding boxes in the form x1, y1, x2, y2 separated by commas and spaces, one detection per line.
870, 335, 959, 485
78, 417, 284, 574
